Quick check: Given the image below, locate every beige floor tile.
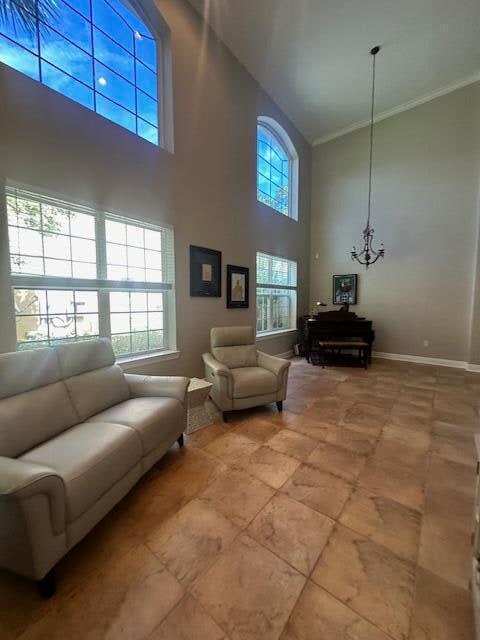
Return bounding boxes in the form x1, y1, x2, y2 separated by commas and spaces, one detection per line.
243, 445, 301, 488
204, 432, 260, 466
372, 439, 428, 477
306, 442, 367, 482
312, 524, 416, 640
248, 493, 334, 575
388, 413, 432, 432
146, 499, 239, 586
304, 395, 354, 425
198, 468, 274, 528
322, 425, 377, 455
409, 568, 474, 640
427, 455, 476, 497
381, 422, 431, 452
231, 418, 282, 443
184, 424, 227, 449
282, 463, 353, 519
149, 594, 226, 640
358, 458, 425, 512
192, 534, 305, 640
391, 401, 434, 421
339, 487, 421, 562
280, 580, 391, 640
18, 545, 184, 640
341, 402, 389, 436
431, 432, 477, 465
267, 428, 319, 460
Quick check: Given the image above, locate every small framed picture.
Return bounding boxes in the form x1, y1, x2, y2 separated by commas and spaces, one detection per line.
190, 245, 222, 297
333, 274, 358, 305
227, 265, 249, 309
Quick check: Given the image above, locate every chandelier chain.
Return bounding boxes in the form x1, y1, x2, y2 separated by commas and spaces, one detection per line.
367, 49, 376, 230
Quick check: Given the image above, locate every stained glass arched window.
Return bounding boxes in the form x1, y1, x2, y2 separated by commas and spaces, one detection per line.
0, 0, 159, 144
257, 117, 298, 219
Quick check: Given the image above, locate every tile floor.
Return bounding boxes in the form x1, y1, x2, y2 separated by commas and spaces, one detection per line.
1, 358, 478, 640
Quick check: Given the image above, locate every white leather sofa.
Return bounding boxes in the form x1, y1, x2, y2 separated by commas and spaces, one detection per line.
203, 326, 291, 421
0, 338, 189, 595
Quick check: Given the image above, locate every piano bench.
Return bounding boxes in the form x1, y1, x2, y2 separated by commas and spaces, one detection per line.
316, 340, 369, 369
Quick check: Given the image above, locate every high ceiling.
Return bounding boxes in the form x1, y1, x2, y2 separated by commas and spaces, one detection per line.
188, 0, 480, 144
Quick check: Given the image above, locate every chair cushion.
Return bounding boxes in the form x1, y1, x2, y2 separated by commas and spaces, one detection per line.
85, 397, 184, 456
21, 422, 142, 522
212, 345, 258, 369
63, 365, 130, 421
231, 366, 278, 399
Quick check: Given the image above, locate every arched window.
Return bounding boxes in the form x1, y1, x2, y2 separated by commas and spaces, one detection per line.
257, 116, 298, 220
0, 0, 159, 144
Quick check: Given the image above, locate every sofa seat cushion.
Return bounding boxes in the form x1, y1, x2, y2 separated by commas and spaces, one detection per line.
231, 367, 278, 399
20, 422, 142, 522
85, 398, 184, 456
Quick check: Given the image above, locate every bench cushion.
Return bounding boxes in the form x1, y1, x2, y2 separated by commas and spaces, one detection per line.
318, 341, 368, 348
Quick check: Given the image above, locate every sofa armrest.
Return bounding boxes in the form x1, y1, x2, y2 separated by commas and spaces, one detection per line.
0, 457, 66, 535
124, 374, 190, 405
202, 352, 233, 401
257, 350, 291, 376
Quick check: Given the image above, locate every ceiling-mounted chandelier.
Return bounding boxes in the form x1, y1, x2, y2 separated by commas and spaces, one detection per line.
351, 45, 385, 269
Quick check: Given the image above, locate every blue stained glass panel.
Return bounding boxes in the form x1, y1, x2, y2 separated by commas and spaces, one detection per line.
45, 0, 92, 53
0, 35, 39, 80
92, 0, 133, 53
42, 61, 94, 108
65, 0, 91, 19
93, 28, 134, 82
40, 25, 93, 86
137, 118, 158, 144
136, 61, 157, 99
135, 35, 156, 71
95, 61, 135, 112
137, 90, 157, 126
96, 94, 136, 133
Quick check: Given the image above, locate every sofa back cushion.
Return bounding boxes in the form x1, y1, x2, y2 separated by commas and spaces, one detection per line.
64, 365, 130, 421
211, 326, 257, 369
0, 382, 79, 457
0, 347, 59, 400
55, 338, 115, 378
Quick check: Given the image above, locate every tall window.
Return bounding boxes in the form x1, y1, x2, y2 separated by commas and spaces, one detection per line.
256, 252, 297, 335
256, 117, 298, 220
7, 185, 175, 358
0, 0, 159, 144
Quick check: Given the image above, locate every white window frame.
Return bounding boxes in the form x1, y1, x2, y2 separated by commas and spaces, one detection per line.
257, 116, 299, 221
6, 182, 177, 361
256, 251, 297, 337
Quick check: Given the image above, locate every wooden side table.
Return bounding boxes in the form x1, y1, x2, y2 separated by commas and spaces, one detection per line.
185, 377, 214, 434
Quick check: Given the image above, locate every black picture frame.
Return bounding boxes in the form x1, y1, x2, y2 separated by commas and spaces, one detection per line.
332, 274, 358, 305
190, 245, 222, 297
226, 265, 249, 309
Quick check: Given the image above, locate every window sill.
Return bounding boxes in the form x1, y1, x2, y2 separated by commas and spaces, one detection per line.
118, 350, 180, 371
256, 329, 298, 341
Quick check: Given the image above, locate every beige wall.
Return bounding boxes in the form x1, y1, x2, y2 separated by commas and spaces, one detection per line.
0, 0, 311, 376
310, 83, 480, 364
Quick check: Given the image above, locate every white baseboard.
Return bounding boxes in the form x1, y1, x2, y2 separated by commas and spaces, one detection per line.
276, 350, 294, 359
373, 350, 480, 372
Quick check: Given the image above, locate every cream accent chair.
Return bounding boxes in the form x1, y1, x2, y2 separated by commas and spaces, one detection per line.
203, 326, 291, 421
0, 338, 189, 596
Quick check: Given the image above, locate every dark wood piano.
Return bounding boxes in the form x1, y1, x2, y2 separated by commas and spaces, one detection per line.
302, 310, 375, 366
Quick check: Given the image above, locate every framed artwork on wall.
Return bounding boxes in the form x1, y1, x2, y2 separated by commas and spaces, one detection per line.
333, 274, 358, 305
227, 265, 249, 308
190, 245, 222, 297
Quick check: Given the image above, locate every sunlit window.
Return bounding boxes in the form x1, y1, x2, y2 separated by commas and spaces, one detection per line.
7, 185, 176, 357
256, 252, 297, 335
256, 118, 298, 219
0, 0, 159, 144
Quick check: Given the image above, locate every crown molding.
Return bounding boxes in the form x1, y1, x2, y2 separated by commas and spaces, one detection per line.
313, 71, 480, 147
